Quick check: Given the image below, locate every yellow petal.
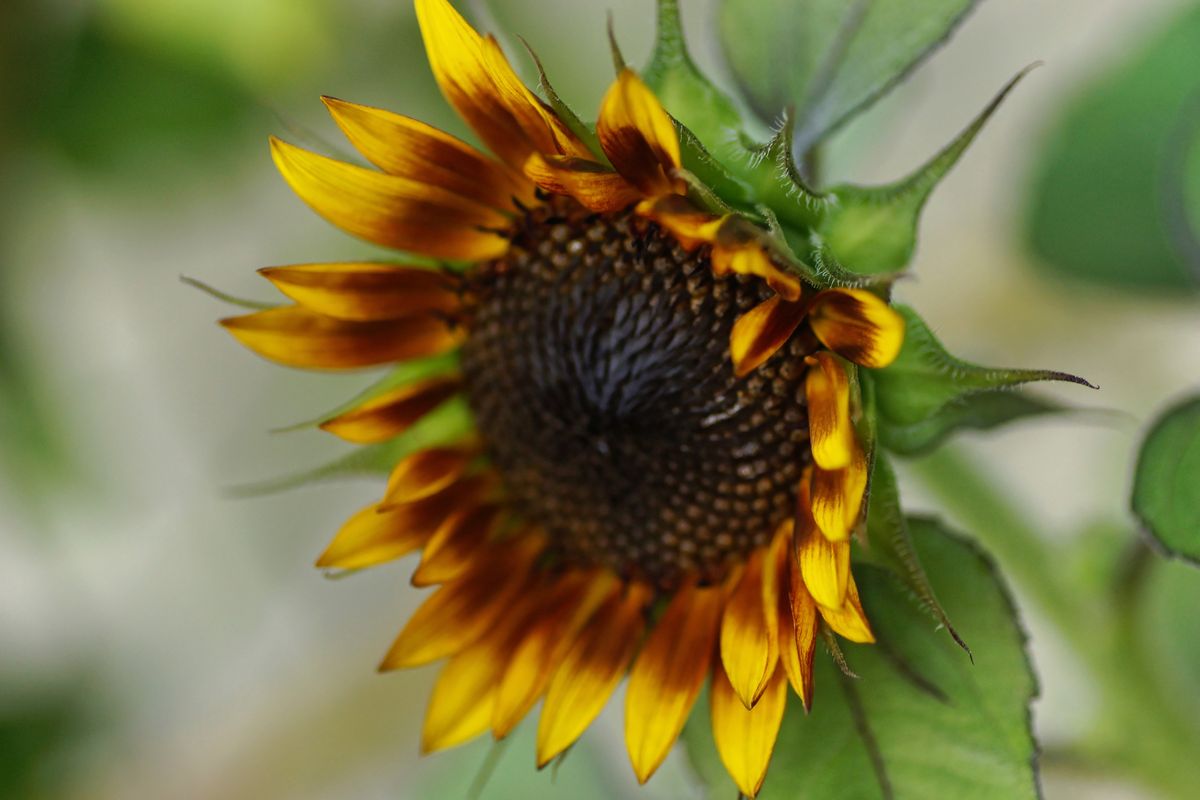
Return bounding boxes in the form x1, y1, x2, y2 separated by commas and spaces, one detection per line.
625, 581, 723, 783
536, 583, 652, 767
798, 521, 851, 610
259, 262, 460, 322
414, 0, 585, 171
270, 137, 510, 260
805, 352, 855, 470
710, 663, 788, 798
708, 217, 802, 301
421, 583, 546, 753
379, 445, 477, 509
597, 69, 682, 197
411, 503, 500, 587
720, 546, 779, 709
809, 441, 868, 542
780, 553, 817, 710
730, 296, 808, 377
818, 571, 875, 644
492, 570, 619, 738
379, 534, 544, 670
319, 375, 462, 444
314, 476, 490, 569
322, 96, 532, 209
220, 305, 461, 370
524, 154, 642, 212
808, 288, 905, 369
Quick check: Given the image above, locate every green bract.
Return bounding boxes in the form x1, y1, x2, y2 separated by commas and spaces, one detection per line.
1133, 395, 1200, 564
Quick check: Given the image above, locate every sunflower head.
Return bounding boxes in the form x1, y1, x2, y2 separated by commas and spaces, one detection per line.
214, 0, 1092, 795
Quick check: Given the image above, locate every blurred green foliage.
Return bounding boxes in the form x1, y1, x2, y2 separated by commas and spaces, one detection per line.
1025, 3, 1200, 292
1133, 395, 1200, 562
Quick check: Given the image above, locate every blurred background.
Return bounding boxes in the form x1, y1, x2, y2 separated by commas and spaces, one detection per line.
1, 0, 1197, 798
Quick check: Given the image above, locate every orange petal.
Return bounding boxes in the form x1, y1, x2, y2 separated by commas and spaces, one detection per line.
314, 476, 490, 569
597, 69, 682, 198
319, 375, 462, 444
414, 0, 585, 172
220, 305, 461, 370
258, 263, 460, 322
808, 288, 905, 369
780, 553, 817, 710
625, 581, 723, 783
379, 445, 478, 509
805, 352, 855, 470
270, 137, 510, 260
492, 570, 619, 738
708, 218, 802, 301
524, 154, 641, 212
817, 571, 875, 644
638, 194, 721, 249
710, 663, 788, 798
730, 296, 808, 377
379, 534, 544, 670
411, 504, 500, 587
809, 442, 868, 542
536, 582, 652, 767
720, 545, 779, 709
322, 96, 532, 210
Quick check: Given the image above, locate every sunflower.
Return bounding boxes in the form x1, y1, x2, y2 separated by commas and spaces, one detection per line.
220, 0, 905, 794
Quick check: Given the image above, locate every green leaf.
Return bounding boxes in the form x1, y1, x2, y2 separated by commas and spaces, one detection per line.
819, 67, 1033, 275
685, 518, 1038, 799
1025, 4, 1200, 292
643, 0, 745, 158
872, 306, 1091, 455
1132, 394, 1200, 564
717, 0, 982, 151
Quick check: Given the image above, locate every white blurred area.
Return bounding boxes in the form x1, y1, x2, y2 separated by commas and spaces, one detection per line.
1, 0, 1196, 798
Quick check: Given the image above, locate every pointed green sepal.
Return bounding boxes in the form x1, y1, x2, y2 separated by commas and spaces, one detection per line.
740, 112, 832, 230
643, 0, 745, 159
819, 66, 1036, 275
871, 306, 1093, 455
519, 39, 605, 163
183, 276, 278, 310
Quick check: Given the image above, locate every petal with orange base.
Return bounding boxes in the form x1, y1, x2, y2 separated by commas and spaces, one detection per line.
220, 305, 461, 370
319, 375, 462, 444
314, 476, 491, 570
720, 544, 780, 709
492, 570, 619, 738
380, 445, 478, 509
414, 0, 586, 172
524, 154, 642, 212
780, 555, 818, 710
258, 263, 460, 323
597, 69, 683, 198
808, 288, 905, 369
410, 504, 500, 587
625, 581, 724, 784
710, 663, 788, 798
810, 442, 869, 542
380, 534, 544, 670
536, 583, 652, 767
270, 137, 510, 260
805, 352, 855, 470
730, 296, 808, 377
322, 96, 532, 210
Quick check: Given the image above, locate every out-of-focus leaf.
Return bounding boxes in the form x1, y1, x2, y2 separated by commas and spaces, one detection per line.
0, 687, 90, 799
1132, 395, 1200, 563
1025, 4, 1200, 291
819, 68, 1032, 275
685, 518, 1038, 799
1139, 558, 1200, 721
872, 306, 1090, 455
717, 0, 981, 152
